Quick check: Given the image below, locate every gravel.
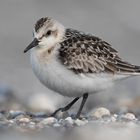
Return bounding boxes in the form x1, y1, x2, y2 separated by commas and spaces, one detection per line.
90, 107, 111, 119
0, 109, 140, 140
0, 108, 139, 131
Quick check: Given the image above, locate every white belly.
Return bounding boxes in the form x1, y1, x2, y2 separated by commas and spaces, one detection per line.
30, 49, 115, 97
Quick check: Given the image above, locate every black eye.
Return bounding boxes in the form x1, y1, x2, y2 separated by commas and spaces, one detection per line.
46, 30, 52, 36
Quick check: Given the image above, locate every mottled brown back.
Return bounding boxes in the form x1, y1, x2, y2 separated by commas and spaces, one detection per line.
59, 29, 140, 74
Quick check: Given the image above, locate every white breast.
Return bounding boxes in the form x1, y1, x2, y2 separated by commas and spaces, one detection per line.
30, 48, 116, 97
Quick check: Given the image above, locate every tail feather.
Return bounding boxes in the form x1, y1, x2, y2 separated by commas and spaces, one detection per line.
117, 62, 140, 75
113, 59, 140, 75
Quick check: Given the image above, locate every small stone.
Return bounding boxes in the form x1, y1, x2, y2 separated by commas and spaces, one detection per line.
90, 107, 111, 119
122, 113, 136, 120
64, 117, 74, 127
18, 117, 30, 123
40, 117, 57, 125
8, 120, 15, 124
74, 119, 87, 126
53, 123, 61, 128
28, 122, 36, 129
113, 114, 118, 118
110, 116, 117, 122
14, 114, 27, 121
65, 117, 74, 124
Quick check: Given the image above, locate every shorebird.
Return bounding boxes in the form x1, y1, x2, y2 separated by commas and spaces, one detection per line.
24, 17, 140, 118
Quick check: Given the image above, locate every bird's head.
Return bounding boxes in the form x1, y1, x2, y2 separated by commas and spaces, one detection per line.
24, 17, 65, 53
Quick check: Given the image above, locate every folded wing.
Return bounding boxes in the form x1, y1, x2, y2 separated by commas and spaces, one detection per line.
59, 29, 140, 75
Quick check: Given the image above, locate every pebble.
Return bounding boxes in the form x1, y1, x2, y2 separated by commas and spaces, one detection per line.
65, 117, 74, 124
18, 117, 30, 123
63, 117, 74, 127
40, 117, 57, 125
0, 109, 139, 131
113, 114, 118, 118
53, 123, 61, 128
90, 107, 111, 119
74, 119, 87, 126
14, 114, 27, 121
28, 122, 36, 129
122, 113, 136, 121
110, 116, 117, 122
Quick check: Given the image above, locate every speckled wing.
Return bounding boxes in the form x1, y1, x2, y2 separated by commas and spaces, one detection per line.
59, 29, 140, 74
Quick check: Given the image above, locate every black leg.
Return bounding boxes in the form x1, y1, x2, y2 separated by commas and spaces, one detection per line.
50, 97, 80, 117
75, 93, 88, 119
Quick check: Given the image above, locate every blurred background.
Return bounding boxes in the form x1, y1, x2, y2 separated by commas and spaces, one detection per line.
0, 0, 140, 139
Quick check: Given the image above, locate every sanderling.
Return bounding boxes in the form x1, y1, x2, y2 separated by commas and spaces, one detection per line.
24, 17, 140, 118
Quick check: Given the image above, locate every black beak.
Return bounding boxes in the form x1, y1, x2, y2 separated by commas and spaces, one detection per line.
24, 38, 39, 53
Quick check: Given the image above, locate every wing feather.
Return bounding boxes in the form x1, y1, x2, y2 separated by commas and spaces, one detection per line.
59, 29, 140, 74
